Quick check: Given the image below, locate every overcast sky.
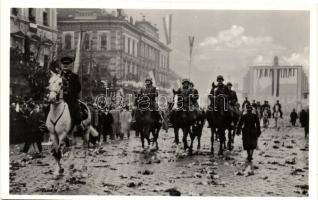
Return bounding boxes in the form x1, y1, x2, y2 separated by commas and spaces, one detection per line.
125, 9, 309, 94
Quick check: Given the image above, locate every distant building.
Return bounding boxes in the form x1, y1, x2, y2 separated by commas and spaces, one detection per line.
10, 8, 58, 96
57, 9, 178, 97
243, 56, 309, 112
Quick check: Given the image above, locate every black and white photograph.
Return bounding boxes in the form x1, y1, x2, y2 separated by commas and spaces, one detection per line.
1, 0, 317, 199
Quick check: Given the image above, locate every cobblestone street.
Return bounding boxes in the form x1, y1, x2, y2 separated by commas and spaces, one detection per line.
9, 119, 309, 196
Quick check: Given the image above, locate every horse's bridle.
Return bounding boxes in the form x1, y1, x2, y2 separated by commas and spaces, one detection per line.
48, 76, 64, 104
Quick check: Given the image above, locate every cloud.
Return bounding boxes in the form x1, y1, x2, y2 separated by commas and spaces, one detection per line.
199, 25, 284, 52
282, 47, 309, 68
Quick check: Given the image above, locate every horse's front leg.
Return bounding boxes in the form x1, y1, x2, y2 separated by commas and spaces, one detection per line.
182, 127, 189, 150
50, 132, 64, 176
218, 129, 225, 156
210, 127, 215, 155
197, 126, 202, 150
189, 126, 195, 155
227, 128, 232, 151
174, 128, 179, 144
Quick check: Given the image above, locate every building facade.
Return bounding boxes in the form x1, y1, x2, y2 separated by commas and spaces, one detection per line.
57, 9, 175, 97
243, 56, 309, 112
10, 8, 58, 96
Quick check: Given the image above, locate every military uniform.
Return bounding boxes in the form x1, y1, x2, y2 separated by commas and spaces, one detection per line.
139, 84, 158, 110
211, 82, 230, 111
174, 87, 193, 111
61, 69, 82, 124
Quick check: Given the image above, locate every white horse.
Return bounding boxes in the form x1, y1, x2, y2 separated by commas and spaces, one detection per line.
46, 72, 96, 177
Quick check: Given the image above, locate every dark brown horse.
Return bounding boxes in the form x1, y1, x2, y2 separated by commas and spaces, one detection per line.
206, 94, 231, 156
134, 93, 161, 149
169, 95, 203, 155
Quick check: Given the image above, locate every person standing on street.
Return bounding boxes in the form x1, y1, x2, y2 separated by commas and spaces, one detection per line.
299, 108, 309, 138
290, 108, 298, 127
100, 107, 114, 142
21, 104, 44, 154
110, 106, 120, 139
236, 104, 261, 162
242, 97, 250, 113
119, 105, 132, 139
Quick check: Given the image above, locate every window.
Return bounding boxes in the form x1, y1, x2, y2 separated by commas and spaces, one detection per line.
28, 8, 35, 23
132, 40, 135, 56
43, 10, 48, 26
127, 38, 130, 54
11, 8, 18, 16
84, 33, 90, 50
141, 43, 144, 57
122, 35, 125, 51
64, 34, 72, 50
100, 34, 107, 50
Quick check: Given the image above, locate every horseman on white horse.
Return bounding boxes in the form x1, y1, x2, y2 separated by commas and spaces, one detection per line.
46, 57, 92, 176
49, 57, 86, 130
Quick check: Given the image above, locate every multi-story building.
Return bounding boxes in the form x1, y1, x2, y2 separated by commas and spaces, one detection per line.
243, 56, 309, 112
57, 9, 175, 97
10, 8, 58, 96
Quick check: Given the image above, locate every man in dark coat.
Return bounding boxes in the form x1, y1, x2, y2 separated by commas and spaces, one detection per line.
299, 108, 309, 138
21, 104, 44, 153
236, 104, 261, 162
100, 107, 114, 142
290, 108, 298, 127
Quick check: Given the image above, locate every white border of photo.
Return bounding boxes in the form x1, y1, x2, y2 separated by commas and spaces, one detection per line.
0, 0, 317, 199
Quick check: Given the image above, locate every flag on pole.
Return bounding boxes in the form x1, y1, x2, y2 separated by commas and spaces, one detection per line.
73, 31, 82, 74
163, 14, 172, 45
148, 70, 157, 87
189, 36, 195, 57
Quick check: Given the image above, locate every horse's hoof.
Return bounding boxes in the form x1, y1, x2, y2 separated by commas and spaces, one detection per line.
59, 168, 64, 175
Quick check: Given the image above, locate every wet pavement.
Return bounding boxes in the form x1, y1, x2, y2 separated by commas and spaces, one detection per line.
9, 119, 309, 196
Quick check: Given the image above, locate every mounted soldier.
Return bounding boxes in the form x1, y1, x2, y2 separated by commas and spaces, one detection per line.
49, 57, 86, 130
173, 78, 193, 111
139, 77, 158, 111
261, 100, 271, 118
273, 100, 283, 118
226, 82, 239, 114
210, 75, 230, 111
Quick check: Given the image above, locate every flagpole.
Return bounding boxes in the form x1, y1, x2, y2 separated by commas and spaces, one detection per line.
189, 52, 192, 79
188, 36, 194, 80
